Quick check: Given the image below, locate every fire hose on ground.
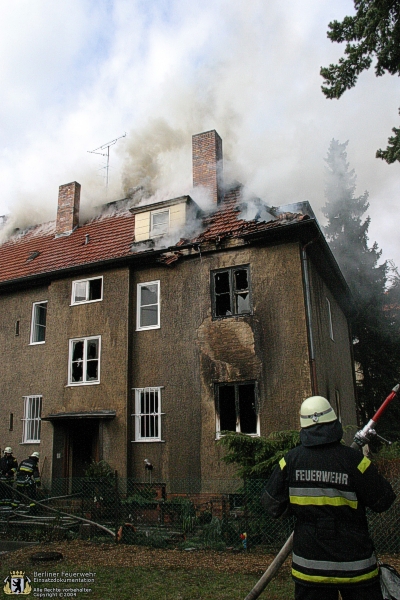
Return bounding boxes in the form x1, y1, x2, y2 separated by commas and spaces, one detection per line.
244, 384, 399, 600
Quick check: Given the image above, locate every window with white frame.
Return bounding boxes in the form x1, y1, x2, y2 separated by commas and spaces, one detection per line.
215, 382, 259, 438
137, 281, 160, 330
71, 277, 103, 305
22, 395, 42, 443
68, 336, 101, 384
30, 301, 47, 344
326, 297, 334, 341
132, 387, 163, 441
150, 209, 169, 237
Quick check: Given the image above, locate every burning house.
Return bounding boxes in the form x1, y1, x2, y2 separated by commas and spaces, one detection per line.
0, 130, 357, 490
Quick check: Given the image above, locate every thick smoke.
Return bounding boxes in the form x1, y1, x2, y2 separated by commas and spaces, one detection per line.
0, 2, 399, 263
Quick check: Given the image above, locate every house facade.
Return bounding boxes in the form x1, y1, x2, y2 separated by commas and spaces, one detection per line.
0, 130, 357, 491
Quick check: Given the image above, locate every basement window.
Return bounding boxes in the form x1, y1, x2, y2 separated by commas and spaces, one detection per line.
137, 281, 160, 330
30, 301, 47, 344
68, 336, 101, 385
22, 395, 42, 443
215, 382, 259, 438
150, 209, 169, 237
211, 266, 251, 318
71, 277, 103, 305
132, 387, 164, 441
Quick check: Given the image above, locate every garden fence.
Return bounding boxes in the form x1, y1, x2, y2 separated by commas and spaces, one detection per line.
0, 476, 399, 554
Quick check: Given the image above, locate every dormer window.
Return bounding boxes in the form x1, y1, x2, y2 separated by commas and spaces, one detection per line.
150, 209, 169, 237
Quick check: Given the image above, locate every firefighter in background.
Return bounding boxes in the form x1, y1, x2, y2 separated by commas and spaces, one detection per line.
262, 396, 396, 600
0, 447, 18, 504
16, 451, 41, 506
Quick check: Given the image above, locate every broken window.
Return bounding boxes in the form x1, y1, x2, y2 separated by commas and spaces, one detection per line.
137, 281, 160, 330
71, 277, 103, 305
215, 382, 258, 437
69, 336, 101, 385
150, 209, 169, 236
132, 387, 163, 441
22, 395, 42, 443
211, 266, 251, 318
30, 301, 47, 344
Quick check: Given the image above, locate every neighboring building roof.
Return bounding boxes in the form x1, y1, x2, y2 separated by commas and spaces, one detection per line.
0, 186, 311, 287
0, 208, 136, 286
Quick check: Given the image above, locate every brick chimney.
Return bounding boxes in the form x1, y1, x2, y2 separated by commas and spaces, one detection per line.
56, 181, 81, 236
192, 130, 223, 204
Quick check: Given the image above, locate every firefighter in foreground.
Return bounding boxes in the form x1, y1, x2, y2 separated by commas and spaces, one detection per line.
261, 396, 396, 600
0, 447, 18, 504
16, 451, 41, 506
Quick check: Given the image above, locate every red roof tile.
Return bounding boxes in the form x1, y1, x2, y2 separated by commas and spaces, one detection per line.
0, 209, 136, 284
0, 188, 308, 285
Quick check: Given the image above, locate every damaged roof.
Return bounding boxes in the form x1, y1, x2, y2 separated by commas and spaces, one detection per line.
0, 186, 312, 287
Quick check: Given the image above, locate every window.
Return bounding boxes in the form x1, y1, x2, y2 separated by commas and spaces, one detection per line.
30, 301, 47, 344
211, 266, 251, 318
71, 277, 103, 305
132, 387, 163, 441
9, 413, 13, 431
68, 336, 101, 385
326, 297, 334, 341
150, 209, 169, 236
15, 320, 20, 336
137, 281, 160, 330
215, 382, 259, 438
22, 396, 42, 443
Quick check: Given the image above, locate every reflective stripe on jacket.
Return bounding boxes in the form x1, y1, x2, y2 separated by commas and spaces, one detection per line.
0, 456, 18, 479
262, 436, 396, 587
16, 458, 40, 486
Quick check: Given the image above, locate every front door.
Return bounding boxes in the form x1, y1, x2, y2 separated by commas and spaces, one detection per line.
52, 419, 100, 493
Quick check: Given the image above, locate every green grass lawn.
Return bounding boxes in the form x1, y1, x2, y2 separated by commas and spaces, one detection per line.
45, 566, 294, 599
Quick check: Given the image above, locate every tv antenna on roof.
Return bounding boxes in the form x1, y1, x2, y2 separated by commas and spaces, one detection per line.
88, 133, 126, 191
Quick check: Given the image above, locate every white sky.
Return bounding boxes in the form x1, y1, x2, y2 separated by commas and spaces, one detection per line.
0, 0, 399, 266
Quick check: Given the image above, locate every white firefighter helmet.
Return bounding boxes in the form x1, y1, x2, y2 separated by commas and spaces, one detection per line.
300, 396, 337, 428
4, 447, 12, 454
30, 452, 40, 459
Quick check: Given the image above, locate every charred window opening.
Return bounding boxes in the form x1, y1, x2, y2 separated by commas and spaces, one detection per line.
72, 277, 103, 304
216, 382, 258, 437
212, 266, 251, 318
69, 336, 100, 385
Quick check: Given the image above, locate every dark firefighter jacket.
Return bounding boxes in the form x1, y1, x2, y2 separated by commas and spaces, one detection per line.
0, 455, 18, 480
261, 420, 396, 588
16, 458, 40, 487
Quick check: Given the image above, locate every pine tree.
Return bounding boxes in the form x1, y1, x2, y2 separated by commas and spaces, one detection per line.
320, 0, 400, 163
323, 140, 400, 440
